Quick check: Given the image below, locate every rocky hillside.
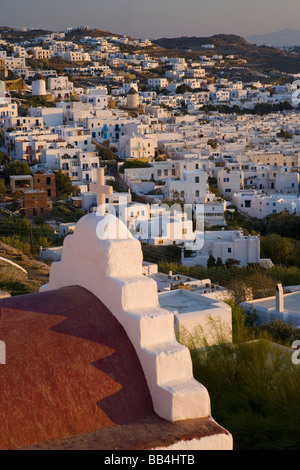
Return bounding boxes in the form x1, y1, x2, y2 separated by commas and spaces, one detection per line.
0, 241, 50, 296
153, 34, 300, 73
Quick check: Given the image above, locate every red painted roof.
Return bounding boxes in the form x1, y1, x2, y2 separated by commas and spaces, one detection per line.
0, 286, 230, 450
0, 286, 153, 449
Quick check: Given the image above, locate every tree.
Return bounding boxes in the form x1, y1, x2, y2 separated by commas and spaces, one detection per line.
225, 258, 241, 269
207, 254, 216, 268
4, 161, 32, 183
276, 129, 292, 139
0, 179, 6, 197
54, 170, 72, 199
0, 151, 6, 166
207, 139, 218, 149
265, 212, 300, 240
260, 234, 294, 265
98, 146, 116, 161
176, 84, 193, 94
119, 159, 151, 174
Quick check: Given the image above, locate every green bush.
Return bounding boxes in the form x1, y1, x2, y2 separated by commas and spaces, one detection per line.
0, 279, 30, 296
179, 317, 300, 450
0, 217, 62, 256
119, 159, 151, 174
255, 319, 300, 346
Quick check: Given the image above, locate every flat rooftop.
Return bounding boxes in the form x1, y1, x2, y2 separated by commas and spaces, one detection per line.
159, 290, 209, 315
251, 291, 300, 314
10, 175, 33, 180
149, 272, 212, 294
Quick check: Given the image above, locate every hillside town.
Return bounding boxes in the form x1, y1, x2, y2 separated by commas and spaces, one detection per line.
0, 23, 300, 452
0, 28, 299, 265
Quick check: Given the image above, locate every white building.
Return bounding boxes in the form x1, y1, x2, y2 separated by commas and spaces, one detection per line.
164, 170, 207, 204
28, 107, 64, 127
118, 134, 158, 159
48, 76, 74, 93
4, 115, 44, 132
42, 145, 99, 184
80, 87, 108, 109
32, 47, 51, 59
6, 131, 59, 163
4, 56, 26, 70
275, 168, 299, 193
37, 210, 233, 448
242, 286, 300, 327
159, 289, 232, 344
232, 192, 300, 218
0, 99, 18, 125
217, 170, 243, 196
183, 230, 260, 268
136, 209, 195, 246
148, 78, 169, 90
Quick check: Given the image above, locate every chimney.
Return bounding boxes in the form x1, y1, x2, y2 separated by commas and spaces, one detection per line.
275, 283, 284, 313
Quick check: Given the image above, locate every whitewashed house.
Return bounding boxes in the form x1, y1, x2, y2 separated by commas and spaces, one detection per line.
118, 134, 158, 159
183, 230, 260, 268
164, 170, 207, 204
217, 169, 243, 196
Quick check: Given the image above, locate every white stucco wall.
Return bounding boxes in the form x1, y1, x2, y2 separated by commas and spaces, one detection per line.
41, 212, 212, 423
158, 289, 232, 344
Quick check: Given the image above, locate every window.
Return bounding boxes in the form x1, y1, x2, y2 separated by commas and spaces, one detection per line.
195, 176, 199, 183
195, 190, 199, 197
228, 248, 232, 253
